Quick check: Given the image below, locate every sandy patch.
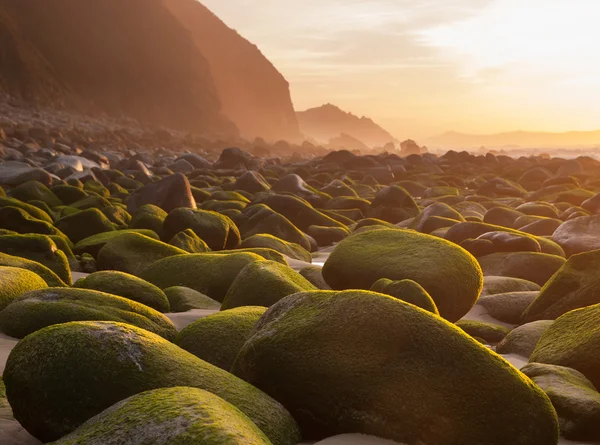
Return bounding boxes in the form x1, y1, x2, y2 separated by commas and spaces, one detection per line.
460, 303, 517, 330
166, 309, 220, 331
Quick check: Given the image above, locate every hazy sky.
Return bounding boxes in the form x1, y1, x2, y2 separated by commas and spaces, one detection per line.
201, 0, 600, 139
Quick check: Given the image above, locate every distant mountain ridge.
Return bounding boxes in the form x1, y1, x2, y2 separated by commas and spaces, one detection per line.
297, 104, 395, 147
0, 0, 300, 141
426, 130, 600, 149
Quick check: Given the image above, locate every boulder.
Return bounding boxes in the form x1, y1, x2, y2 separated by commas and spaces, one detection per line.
127, 173, 196, 214
163, 286, 221, 313
479, 291, 539, 324
232, 290, 558, 444
234, 171, 271, 194
176, 307, 266, 370
129, 204, 168, 236
477, 252, 565, 286
552, 214, 600, 256
0, 252, 66, 287
221, 261, 316, 310
8, 181, 62, 207
455, 320, 511, 344
0, 267, 47, 311
299, 266, 331, 290
241, 234, 312, 263
55, 208, 116, 244
481, 276, 541, 296
370, 278, 438, 314
168, 228, 210, 253
74, 271, 170, 313
322, 229, 483, 321
74, 229, 160, 258
3, 322, 299, 444
163, 208, 240, 251
496, 321, 552, 358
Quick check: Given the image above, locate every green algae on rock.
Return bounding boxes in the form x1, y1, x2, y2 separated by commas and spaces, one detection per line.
0, 266, 48, 311
49, 387, 274, 445
74, 229, 160, 257
370, 278, 438, 314
455, 319, 511, 344
164, 286, 221, 313
322, 229, 483, 321
241, 234, 312, 263
232, 290, 558, 444
55, 208, 116, 243
0, 252, 66, 287
3, 321, 300, 444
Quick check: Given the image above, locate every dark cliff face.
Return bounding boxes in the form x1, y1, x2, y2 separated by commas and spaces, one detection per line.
164, 0, 301, 143
0, 0, 236, 137
297, 104, 395, 148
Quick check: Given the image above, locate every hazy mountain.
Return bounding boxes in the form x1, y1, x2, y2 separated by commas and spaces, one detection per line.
297, 104, 395, 147
164, 0, 300, 143
426, 130, 600, 149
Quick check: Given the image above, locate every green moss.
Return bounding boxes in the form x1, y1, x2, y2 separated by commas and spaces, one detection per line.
306, 225, 350, 246
477, 252, 565, 286
55, 208, 116, 244
241, 234, 311, 262
455, 320, 511, 344
9, 181, 62, 207
0, 234, 71, 284
0, 196, 53, 223
481, 276, 541, 296
0, 206, 65, 237
0, 288, 177, 340
51, 185, 89, 205
210, 190, 251, 203
101, 205, 131, 227
232, 290, 558, 444
164, 286, 221, 313
0, 252, 66, 287
522, 250, 600, 323
217, 248, 288, 264
0, 266, 48, 311
221, 261, 316, 310
83, 180, 110, 198
176, 307, 266, 371
370, 278, 439, 314
168, 229, 210, 253
201, 199, 248, 212
4, 321, 299, 444
96, 233, 187, 276
163, 208, 241, 251
531, 303, 600, 389
140, 253, 264, 302
129, 204, 168, 237
49, 387, 274, 445
74, 229, 160, 258
69, 196, 112, 211
322, 229, 483, 322
74, 271, 170, 313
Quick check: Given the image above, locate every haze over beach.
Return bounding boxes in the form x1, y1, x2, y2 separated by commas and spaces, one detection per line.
1, 1, 600, 445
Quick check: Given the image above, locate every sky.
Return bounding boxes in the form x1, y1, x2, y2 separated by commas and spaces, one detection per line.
201, 0, 600, 139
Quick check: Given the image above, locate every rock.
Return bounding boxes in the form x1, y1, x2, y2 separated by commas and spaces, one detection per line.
481, 276, 541, 296
168, 228, 210, 253
234, 170, 271, 194
140, 252, 264, 302
74, 271, 170, 312
127, 173, 196, 214
0, 196, 53, 223
176, 153, 212, 169
129, 204, 168, 236
0, 267, 47, 311
322, 229, 483, 322
367, 185, 420, 224
163, 208, 240, 251
0, 252, 66, 287
521, 363, 600, 441
522, 250, 600, 323
306, 225, 349, 246
176, 307, 266, 370
163, 286, 221, 313
581, 192, 600, 214
476, 231, 541, 253
0, 162, 52, 187
370, 278, 438, 314
8, 181, 62, 207
299, 266, 331, 290
477, 252, 565, 286
241, 234, 312, 263
167, 158, 194, 174
51, 387, 273, 445
0, 206, 63, 237
55, 208, 116, 244
221, 261, 316, 310
496, 321, 552, 358
232, 290, 558, 444
74, 229, 160, 258
3, 322, 299, 444
96, 232, 187, 276
0, 288, 177, 340
479, 291, 539, 324
255, 195, 344, 232
455, 320, 511, 344
552, 214, 600, 256
530, 303, 600, 388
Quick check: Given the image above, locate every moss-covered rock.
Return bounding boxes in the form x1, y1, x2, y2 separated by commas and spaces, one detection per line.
232, 290, 558, 444
163, 208, 240, 251
299, 266, 331, 290
479, 291, 539, 324
366, 185, 420, 224
241, 234, 312, 263
49, 387, 274, 445
168, 228, 210, 253
74, 229, 160, 258
0, 252, 66, 287
522, 250, 600, 323
74, 271, 170, 313
306, 225, 349, 246
0, 234, 71, 284
55, 208, 116, 244
0, 266, 47, 311
0, 196, 53, 223
496, 321, 552, 358
9, 181, 62, 207
521, 363, 600, 441
51, 184, 88, 205
164, 286, 221, 313
101, 205, 131, 227
4, 321, 299, 444
129, 204, 168, 237
97, 233, 187, 276
140, 252, 265, 302
221, 261, 316, 310
455, 319, 511, 344
477, 252, 565, 286
0, 287, 177, 340
322, 229, 483, 321
0, 206, 64, 236
481, 276, 541, 296
530, 303, 600, 389
176, 307, 267, 371
370, 278, 438, 314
